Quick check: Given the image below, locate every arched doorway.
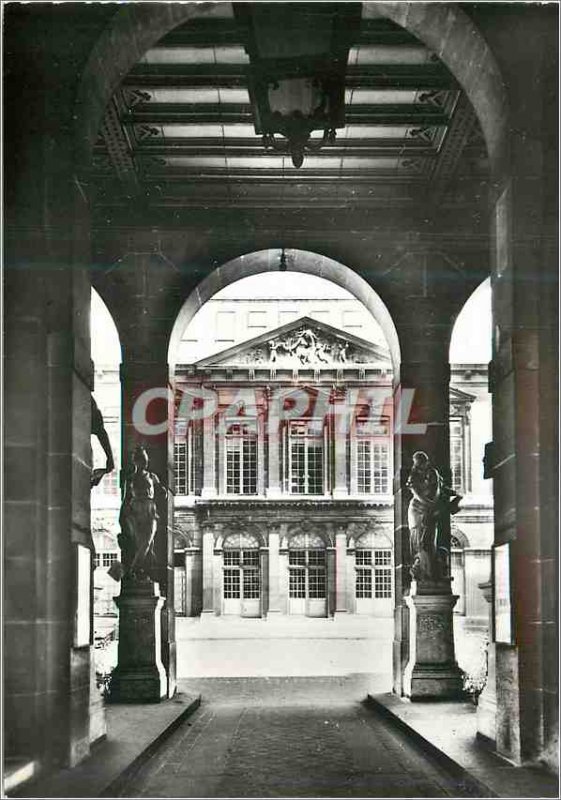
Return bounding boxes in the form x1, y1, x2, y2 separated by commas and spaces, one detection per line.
287, 532, 328, 618
221, 533, 262, 618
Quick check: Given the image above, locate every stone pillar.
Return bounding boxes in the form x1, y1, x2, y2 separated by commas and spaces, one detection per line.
481, 12, 558, 764
335, 530, 348, 615
260, 548, 269, 617
327, 547, 336, 617
332, 388, 349, 498
257, 406, 266, 495
477, 580, 497, 745
266, 388, 282, 497
109, 579, 166, 702
393, 315, 462, 699
202, 412, 217, 498
201, 527, 215, 614
268, 526, 282, 614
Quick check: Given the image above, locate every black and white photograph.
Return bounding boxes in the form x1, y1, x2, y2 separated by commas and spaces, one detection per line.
3, 2, 559, 798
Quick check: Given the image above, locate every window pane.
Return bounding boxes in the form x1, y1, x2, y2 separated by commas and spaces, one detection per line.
174, 441, 189, 495
357, 441, 371, 494
356, 568, 372, 598
374, 567, 392, 598
224, 551, 241, 566
373, 550, 391, 566
243, 568, 260, 599
242, 550, 259, 567
355, 550, 372, 566
372, 443, 389, 494
289, 550, 306, 566
308, 550, 326, 567
308, 568, 326, 598
307, 442, 323, 495
289, 568, 306, 598
226, 421, 257, 495
450, 419, 464, 493
289, 421, 323, 495
223, 568, 240, 598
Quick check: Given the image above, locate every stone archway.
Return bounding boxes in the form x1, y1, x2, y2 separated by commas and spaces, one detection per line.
73, 2, 509, 178
167, 248, 401, 371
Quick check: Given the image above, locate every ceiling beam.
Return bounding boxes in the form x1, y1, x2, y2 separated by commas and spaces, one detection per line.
123, 64, 457, 91
131, 140, 437, 157
125, 106, 450, 126
155, 20, 418, 48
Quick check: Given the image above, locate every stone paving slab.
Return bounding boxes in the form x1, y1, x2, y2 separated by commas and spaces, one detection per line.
10, 693, 200, 799
115, 683, 490, 798
368, 693, 559, 799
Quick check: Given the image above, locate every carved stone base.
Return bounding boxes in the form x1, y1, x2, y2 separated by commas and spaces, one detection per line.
403, 585, 463, 700
476, 580, 496, 744
89, 646, 107, 744
108, 579, 166, 703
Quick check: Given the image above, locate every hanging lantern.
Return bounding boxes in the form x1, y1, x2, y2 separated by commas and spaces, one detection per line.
235, 3, 361, 168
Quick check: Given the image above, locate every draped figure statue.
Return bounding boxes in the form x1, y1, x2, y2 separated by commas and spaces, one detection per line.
118, 444, 166, 581
407, 451, 462, 582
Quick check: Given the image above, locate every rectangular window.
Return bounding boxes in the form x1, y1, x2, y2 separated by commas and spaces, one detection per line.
450, 418, 464, 493
101, 552, 118, 568
215, 310, 235, 341
247, 310, 268, 328
355, 418, 390, 495
288, 420, 324, 495
225, 420, 257, 495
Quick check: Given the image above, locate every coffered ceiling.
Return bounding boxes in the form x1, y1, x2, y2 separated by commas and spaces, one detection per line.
90, 3, 488, 212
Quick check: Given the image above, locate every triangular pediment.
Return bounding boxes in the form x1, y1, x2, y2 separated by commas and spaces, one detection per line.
195, 316, 391, 369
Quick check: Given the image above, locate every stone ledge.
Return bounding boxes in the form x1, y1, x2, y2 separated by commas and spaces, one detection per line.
9, 693, 201, 798
366, 693, 559, 798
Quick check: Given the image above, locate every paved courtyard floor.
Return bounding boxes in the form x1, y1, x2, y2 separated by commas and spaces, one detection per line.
116, 677, 483, 798
175, 615, 486, 682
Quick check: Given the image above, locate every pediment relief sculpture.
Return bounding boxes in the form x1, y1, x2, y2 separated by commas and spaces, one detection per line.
222, 326, 375, 368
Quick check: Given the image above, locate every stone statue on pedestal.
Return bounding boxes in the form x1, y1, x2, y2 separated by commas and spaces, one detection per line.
118, 444, 167, 583
406, 451, 462, 583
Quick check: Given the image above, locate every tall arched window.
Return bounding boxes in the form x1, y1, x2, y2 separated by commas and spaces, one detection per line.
354, 531, 393, 615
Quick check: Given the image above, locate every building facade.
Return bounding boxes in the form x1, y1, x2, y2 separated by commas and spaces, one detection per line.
92, 303, 493, 627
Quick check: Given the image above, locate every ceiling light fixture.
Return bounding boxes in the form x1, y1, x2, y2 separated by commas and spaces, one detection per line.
234, 3, 361, 169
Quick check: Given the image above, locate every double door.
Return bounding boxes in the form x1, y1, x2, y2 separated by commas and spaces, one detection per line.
223, 549, 261, 617
288, 547, 327, 617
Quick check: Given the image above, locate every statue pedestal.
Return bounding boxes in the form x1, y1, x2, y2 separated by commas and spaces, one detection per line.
109, 578, 167, 703
403, 580, 463, 700
476, 579, 497, 744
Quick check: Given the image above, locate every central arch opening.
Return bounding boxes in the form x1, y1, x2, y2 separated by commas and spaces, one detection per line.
168, 253, 398, 690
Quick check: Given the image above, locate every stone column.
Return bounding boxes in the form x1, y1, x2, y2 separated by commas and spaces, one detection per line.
267, 525, 282, 614
201, 526, 215, 614
394, 314, 462, 699
327, 547, 336, 617
477, 580, 497, 745
260, 548, 269, 617
266, 388, 282, 497
335, 529, 348, 615
202, 412, 217, 498
332, 388, 349, 498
